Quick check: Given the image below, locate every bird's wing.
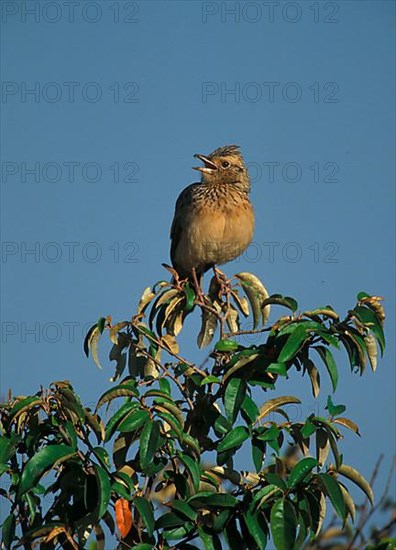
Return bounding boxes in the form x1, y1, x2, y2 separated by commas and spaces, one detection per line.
170, 184, 196, 269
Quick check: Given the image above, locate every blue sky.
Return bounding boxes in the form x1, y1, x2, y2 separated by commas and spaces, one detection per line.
1, 0, 395, 534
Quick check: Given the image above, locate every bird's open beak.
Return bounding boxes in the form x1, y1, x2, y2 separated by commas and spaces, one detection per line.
193, 154, 217, 173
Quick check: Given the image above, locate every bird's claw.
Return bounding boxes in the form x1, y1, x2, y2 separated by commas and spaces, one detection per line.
213, 267, 232, 298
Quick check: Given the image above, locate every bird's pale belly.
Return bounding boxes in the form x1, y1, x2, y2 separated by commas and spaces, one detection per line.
175, 203, 255, 273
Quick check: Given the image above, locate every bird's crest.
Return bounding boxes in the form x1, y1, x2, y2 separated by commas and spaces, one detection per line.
207, 144, 241, 159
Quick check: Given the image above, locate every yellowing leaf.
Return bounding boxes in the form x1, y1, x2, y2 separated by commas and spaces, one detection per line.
364, 333, 378, 372
330, 463, 374, 505
161, 334, 179, 355
306, 359, 320, 398
84, 325, 103, 369
339, 483, 356, 522
255, 396, 301, 425
315, 491, 327, 536
197, 299, 221, 348
231, 290, 250, 317
157, 288, 180, 309
137, 287, 156, 314
236, 272, 270, 329
109, 322, 129, 345
333, 417, 360, 436
144, 348, 161, 379
226, 305, 239, 334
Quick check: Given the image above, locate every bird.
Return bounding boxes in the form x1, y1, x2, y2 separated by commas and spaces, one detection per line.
170, 145, 254, 284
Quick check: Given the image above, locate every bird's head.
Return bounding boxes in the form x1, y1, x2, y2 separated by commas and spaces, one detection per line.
193, 145, 250, 192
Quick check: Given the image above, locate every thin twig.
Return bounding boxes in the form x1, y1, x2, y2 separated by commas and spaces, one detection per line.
224, 326, 272, 338
136, 346, 194, 410
133, 323, 206, 377
347, 454, 395, 550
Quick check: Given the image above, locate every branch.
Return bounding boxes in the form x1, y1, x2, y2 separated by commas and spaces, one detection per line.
132, 323, 207, 378
225, 326, 272, 339
347, 454, 396, 549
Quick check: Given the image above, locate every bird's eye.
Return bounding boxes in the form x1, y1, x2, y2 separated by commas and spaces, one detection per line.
221, 161, 230, 168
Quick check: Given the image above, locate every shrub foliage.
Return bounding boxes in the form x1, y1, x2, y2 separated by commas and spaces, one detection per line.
0, 270, 389, 549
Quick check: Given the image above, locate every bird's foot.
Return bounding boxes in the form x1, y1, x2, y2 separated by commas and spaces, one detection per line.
191, 268, 206, 305
213, 267, 232, 298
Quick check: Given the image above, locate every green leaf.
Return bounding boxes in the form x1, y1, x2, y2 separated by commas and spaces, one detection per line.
267, 362, 288, 376
156, 512, 186, 530
105, 402, 139, 441
200, 375, 221, 386
155, 409, 183, 439
187, 491, 213, 503
113, 471, 136, 495
189, 493, 237, 509
314, 346, 338, 391
224, 518, 244, 549
259, 424, 280, 442
178, 452, 200, 491
0, 434, 21, 464
92, 446, 110, 469
243, 508, 267, 549
265, 473, 287, 491
97, 316, 107, 334
279, 320, 324, 336
1, 514, 16, 549
326, 395, 346, 417
294, 510, 309, 548
139, 420, 161, 470
217, 426, 249, 453
212, 509, 232, 532
303, 491, 326, 537
198, 526, 222, 550
171, 500, 197, 521
262, 294, 298, 312
111, 480, 130, 500
181, 433, 201, 458
270, 498, 297, 550
206, 494, 238, 508
118, 409, 149, 433
222, 351, 260, 383
224, 378, 247, 423
215, 339, 239, 352
241, 394, 259, 424
159, 378, 171, 395
96, 383, 139, 410
278, 325, 309, 362
93, 463, 111, 519
184, 282, 196, 312
134, 496, 155, 536
214, 413, 233, 437
251, 438, 266, 473
17, 444, 76, 498
8, 396, 43, 423
253, 484, 282, 509
353, 305, 385, 354
162, 524, 195, 541
288, 457, 318, 489
301, 418, 317, 439
315, 329, 340, 348
316, 473, 346, 520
